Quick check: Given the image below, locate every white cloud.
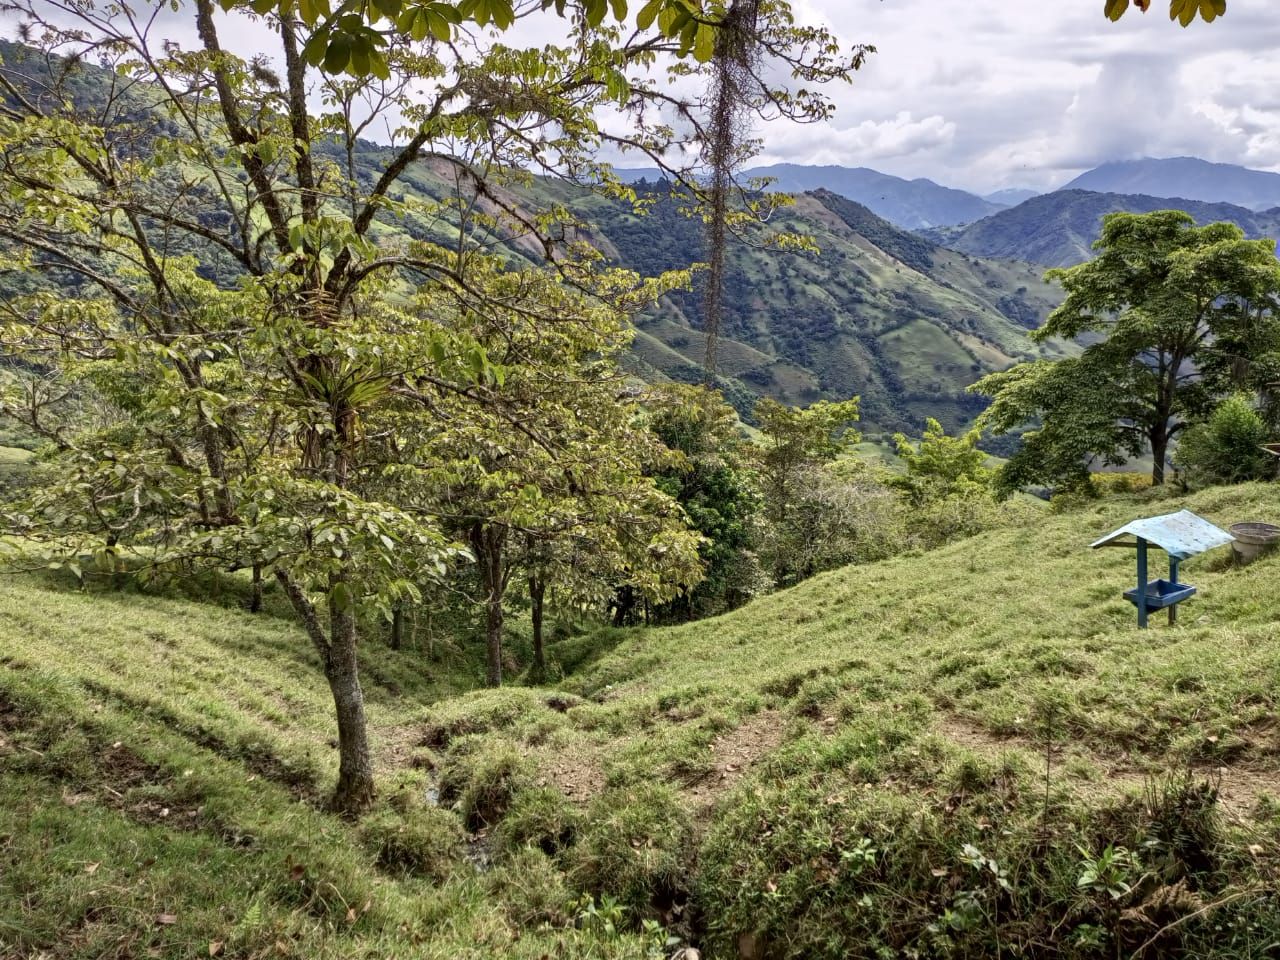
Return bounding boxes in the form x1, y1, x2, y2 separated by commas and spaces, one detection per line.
746, 0, 1280, 193
6, 0, 1274, 195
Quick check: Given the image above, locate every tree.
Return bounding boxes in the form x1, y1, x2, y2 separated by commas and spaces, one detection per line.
890, 418, 991, 505
401, 264, 705, 686
753, 395, 860, 584
648, 383, 763, 621
972, 211, 1280, 489
1174, 394, 1273, 486
0, 0, 840, 811
221, 0, 868, 383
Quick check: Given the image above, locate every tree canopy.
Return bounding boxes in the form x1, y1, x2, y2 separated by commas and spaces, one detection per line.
972, 210, 1280, 490
0, 0, 860, 812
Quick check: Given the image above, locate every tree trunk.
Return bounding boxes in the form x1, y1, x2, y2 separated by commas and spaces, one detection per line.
529, 573, 546, 683
612, 585, 635, 627
471, 524, 506, 687
389, 603, 404, 651
275, 569, 375, 816
1151, 427, 1169, 486
249, 563, 263, 614
326, 600, 375, 817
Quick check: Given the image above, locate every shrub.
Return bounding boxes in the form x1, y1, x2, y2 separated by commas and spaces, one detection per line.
569, 783, 693, 921
359, 807, 467, 882
437, 739, 534, 829
1089, 472, 1153, 496
1175, 395, 1273, 486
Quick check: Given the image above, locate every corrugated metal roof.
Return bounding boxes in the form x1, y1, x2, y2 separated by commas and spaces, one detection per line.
1089, 510, 1235, 560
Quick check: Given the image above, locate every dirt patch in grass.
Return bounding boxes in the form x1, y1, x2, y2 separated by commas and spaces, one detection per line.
55, 740, 208, 830
936, 713, 1280, 820
688, 710, 785, 812
528, 746, 605, 803
935, 713, 1029, 754
1201, 764, 1280, 820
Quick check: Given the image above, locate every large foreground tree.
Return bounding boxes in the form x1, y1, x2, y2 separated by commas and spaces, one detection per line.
0, 0, 856, 813
973, 211, 1280, 489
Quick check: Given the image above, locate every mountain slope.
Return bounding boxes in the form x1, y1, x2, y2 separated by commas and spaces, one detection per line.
1063, 157, 1280, 211
559, 184, 1069, 431
611, 162, 1003, 230
6, 483, 1280, 958
924, 189, 1280, 267
0, 41, 1063, 434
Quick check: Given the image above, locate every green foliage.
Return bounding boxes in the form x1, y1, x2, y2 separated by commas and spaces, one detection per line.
1089, 472, 1154, 496
648, 384, 765, 619
755, 394, 862, 584
569, 783, 693, 920
1174, 394, 1273, 485
892, 418, 992, 504
974, 210, 1280, 488
756, 396, 862, 477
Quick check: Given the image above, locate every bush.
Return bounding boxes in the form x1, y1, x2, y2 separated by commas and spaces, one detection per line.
1175, 395, 1273, 486
569, 783, 693, 921
1089, 472, 1153, 496
359, 807, 467, 881
437, 738, 534, 829
496, 786, 580, 856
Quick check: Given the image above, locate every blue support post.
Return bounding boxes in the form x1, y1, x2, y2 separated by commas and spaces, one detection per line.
1169, 556, 1179, 626
1136, 537, 1148, 629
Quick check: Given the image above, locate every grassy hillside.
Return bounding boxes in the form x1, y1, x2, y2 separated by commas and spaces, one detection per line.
5, 483, 1280, 958
925, 189, 1280, 268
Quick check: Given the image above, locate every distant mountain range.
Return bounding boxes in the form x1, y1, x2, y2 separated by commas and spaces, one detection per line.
984, 188, 1041, 206
613, 156, 1280, 237
612, 164, 1005, 231
1060, 157, 1280, 212
921, 190, 1280, 267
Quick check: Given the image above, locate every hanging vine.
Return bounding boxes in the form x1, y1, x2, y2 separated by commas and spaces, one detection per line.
702, 0, 760, 382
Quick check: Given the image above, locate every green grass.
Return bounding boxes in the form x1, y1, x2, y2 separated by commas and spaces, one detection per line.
5, 483, 1280, 957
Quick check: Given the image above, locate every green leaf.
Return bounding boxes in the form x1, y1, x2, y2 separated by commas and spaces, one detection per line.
635, 0, 662, 29
1104, 0, 1129, 21
350, 39, 372, 76
323, 32, 352, 73
693, 22, 715, 63
330, 580, 353, 612
426, 9, 452, 41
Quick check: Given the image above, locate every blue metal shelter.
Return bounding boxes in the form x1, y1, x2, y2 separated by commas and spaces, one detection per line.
1090, 510, 1234, 628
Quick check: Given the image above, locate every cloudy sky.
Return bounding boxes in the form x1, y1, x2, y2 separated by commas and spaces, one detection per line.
6, 0, 1278, 195
771, 1, 1280, 193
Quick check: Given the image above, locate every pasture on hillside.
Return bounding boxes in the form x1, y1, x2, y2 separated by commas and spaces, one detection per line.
4, 483, 1280, 958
